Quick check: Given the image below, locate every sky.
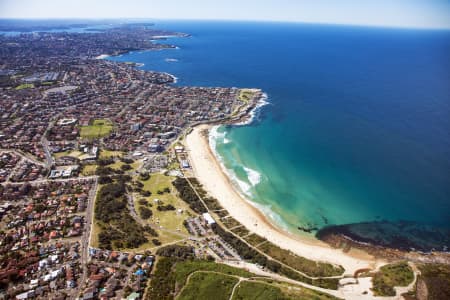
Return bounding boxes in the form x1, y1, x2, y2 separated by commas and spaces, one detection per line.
1, 0, 450, 29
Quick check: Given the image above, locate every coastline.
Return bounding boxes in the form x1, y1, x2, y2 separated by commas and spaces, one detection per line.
184, 123, 382, 275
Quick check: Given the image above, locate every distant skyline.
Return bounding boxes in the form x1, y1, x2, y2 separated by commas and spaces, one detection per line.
1, 0, 450, 29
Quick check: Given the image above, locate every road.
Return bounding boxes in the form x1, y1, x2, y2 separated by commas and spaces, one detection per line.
1, 175, 97, 186
77, 176, 98, 297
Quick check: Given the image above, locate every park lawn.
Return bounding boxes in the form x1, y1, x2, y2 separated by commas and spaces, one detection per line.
109, 160, 125, 170
110, 160, 139, 172
138, 173, 194, 233
80, 119, 113, 139
233, 280, 340, 300
99, 150, 123, 159
15, 83, 34, 90
232, 281, 285, 300
119, 231, 185, 252
174, 261, 253, 287
53, 151, 70, 158
141, 173, 174, 193
238, 89, 256, 102
135, 193, 190, 235
372, 262, 414, 296
178, 272, 238, 300
81, 164, 97, 176
155, 229, 186, 245
130, 160, 141, 171
53, 150, 84, 159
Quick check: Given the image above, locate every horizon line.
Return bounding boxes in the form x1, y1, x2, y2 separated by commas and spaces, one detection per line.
1, 17, 450, 31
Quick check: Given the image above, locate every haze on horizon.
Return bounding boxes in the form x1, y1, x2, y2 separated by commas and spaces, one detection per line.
1, 0, 450, 30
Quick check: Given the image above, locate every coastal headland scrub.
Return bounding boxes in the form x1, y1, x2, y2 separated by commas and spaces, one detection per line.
370, 262, 414, 296
146, 247, 341, 300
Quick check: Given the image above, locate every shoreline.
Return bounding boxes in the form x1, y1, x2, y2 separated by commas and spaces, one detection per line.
185, 123, 382, 274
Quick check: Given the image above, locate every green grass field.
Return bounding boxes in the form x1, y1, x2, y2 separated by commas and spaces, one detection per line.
53, 150, 84, 159
133, 173, 193, 242
15, 83, 34, 90
232, 281, 286, 300
178, 272, 238, 300
80, 119, 113, 139
238, 89, 256, 102
99, 150, 123, 159
81, 164, 97, 176
174, 261, 253, 286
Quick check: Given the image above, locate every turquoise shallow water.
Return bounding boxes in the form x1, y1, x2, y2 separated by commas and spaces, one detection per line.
110, 21, 450, 250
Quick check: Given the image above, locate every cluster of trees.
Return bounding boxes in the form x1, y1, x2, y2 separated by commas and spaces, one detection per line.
95, 165, 126, 176
97, 157, 114, 166
157, 204, 175, 211
138, 198, 152, 207
157, 187, 171, 195
156, 245, 195, 260
95, 181, 127, 223
95, 180, 149, 249
97, 215, 148, 250
146, 257, 177, 300
139, 206, 153, 219
144, 225, 158, 237
120, 164, 132, 171
120, 157, 134, 164
139, 172, 150, 181
172, 177, 207, 214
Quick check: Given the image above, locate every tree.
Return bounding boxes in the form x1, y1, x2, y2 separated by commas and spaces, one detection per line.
121, 164, 132, 171
139, 206, 153, 219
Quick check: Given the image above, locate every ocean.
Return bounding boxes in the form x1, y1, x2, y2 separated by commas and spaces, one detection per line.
109, 21, 450, 251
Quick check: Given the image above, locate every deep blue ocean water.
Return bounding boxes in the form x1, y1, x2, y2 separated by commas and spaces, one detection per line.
110, 21, 450, 250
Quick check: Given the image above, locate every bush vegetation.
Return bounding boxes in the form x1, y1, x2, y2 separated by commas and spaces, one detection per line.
415, 263, 450, 300
94, 180, 148, 249
258, 242, 344, 277
157, 204, 176, 211
372, 262, 414, 296
139, 206, 153, 219
146, 257, 339, 300
177, 272, 238, 300
172, 177, 207, 214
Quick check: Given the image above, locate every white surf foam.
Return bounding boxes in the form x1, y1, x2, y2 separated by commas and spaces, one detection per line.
208, 125, 226, 151
250, 202, 290, 231
243, 166, 261, 187
208, 128, 292, 232
234, 92, 270, 126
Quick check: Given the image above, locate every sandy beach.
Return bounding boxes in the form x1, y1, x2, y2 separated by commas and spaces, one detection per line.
185, 124, 383, 275
95, 54, 110, 60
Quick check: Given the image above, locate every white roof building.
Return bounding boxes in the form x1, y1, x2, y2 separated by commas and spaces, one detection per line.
202, 212, 216, 225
